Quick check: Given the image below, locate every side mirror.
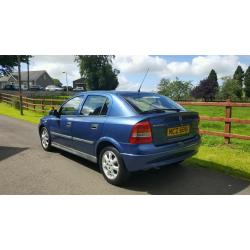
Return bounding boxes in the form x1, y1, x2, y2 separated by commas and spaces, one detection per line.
49, 109, 60, 117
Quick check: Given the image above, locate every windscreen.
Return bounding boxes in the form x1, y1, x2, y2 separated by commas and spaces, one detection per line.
121, 93, 185, 113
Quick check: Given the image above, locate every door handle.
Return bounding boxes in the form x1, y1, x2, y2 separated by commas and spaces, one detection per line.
91, 124, 98, 130
66, 121, 72, 127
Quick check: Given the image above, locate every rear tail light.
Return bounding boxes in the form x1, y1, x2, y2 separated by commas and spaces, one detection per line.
195, 116, 200, 133
129, 120, 153, 144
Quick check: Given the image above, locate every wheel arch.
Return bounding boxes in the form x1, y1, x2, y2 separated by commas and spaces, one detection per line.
39, 124, 50, 136
39, 124, 45, 135
95, 138, 122, 159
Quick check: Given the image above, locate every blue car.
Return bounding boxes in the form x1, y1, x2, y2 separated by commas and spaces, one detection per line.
39, 91, 200, 185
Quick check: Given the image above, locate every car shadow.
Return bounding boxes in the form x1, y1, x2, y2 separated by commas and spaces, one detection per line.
123, 160, 250, 195
0, 146, 29, 161
54, 149, 250, 195
59, 150, 100, 173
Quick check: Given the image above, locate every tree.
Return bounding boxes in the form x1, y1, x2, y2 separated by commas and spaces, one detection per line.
157, 78, 192, 100
233, 65, 244, 98
208, 68, 219, 98
208, 69, 218, 82
52, 78, 62, 87
191, 69, 219, 101
75, 55, 119, 90
244, 66, 250, 98
0, 55, 31, 76
191, 79, 211, 101
221, 76, 242, 100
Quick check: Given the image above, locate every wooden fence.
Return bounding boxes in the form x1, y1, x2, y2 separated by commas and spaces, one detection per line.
0, 92, 66, 113
1, 93, 250, 143
178, 100, 250, 143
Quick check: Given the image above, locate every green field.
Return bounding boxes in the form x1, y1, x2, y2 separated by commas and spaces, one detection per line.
1, 102, 250, 180
184, 105, 250, 153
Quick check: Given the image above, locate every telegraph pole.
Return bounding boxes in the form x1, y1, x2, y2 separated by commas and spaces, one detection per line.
62, 71, 69, 95
27, 58, 30, 90
17, 55, 23, 115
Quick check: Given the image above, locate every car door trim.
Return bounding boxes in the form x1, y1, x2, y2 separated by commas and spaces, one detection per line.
51, 131, 94, 144
51, 142, 97, 163
72, 137, 94, 144
50, 131, 72, 139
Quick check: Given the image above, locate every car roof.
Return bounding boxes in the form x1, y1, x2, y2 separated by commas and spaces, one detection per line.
74, 90, 158, 97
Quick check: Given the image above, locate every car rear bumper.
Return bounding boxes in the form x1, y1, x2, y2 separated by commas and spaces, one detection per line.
121, 135, 201, 172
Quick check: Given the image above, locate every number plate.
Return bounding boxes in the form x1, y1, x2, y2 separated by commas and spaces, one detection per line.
167, 125, 190, 137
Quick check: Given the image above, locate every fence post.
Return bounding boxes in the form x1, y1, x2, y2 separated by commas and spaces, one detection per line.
41, 99, 45, 113
26, 97, 28, 110
23, 96, 26, 110
33, 98, 35, 111
12, 95, 14, 107
224, 99, 232, 144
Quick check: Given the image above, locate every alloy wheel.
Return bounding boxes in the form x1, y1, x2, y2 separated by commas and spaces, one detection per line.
41, 128, 49, 149
101, 151, 120, 180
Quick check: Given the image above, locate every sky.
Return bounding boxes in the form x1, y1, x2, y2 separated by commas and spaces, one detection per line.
28, 55, 250, 91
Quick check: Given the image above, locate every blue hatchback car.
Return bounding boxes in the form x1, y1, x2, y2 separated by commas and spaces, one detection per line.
39, 91, 200, 185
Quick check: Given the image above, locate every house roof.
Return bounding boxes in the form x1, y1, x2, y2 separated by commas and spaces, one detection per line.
73, 77, 86, 84
0, 75, 11, 82
0, 74, 18, 82
0, 70, 48, 82
12, 70, 47, 81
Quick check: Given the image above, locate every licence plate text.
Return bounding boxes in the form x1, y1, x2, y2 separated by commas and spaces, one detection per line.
167, 125, 190, 137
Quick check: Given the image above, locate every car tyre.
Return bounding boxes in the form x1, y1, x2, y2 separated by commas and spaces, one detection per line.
40, 127, 53, 151
99, 146, 130, 186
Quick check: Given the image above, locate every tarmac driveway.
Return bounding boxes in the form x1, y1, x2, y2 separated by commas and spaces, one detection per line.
0, 115, 249, 195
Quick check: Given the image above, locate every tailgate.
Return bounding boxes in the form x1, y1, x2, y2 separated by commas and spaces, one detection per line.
148, 111, 199, 146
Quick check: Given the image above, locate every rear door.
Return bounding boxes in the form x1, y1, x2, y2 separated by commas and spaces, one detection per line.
49, 96, 83, 147
71, 94, 110, 156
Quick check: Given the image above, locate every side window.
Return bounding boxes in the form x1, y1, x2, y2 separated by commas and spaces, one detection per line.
80, 95, 110, 116
60, 97, 82, 115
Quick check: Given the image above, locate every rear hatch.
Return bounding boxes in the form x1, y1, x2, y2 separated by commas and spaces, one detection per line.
146, 111, 199, 146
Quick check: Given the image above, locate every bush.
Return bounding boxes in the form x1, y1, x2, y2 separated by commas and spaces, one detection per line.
26, 91, 73, 99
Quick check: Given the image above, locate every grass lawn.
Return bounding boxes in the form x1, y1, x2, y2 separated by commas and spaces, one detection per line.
0, 102, 43, 124
1, 101, 250, 180
182, 104, 250, 180
184, 145, 250, 180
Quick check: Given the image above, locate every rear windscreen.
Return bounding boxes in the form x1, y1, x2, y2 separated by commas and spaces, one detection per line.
121, 93, 185, 113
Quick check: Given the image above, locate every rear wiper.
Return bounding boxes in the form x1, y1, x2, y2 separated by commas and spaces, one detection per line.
141, 108, 180, 114
161, 108, 181, 112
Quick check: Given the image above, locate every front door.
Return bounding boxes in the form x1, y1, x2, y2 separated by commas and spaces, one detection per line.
49, 115, 73, 147
49, 96, 83, 148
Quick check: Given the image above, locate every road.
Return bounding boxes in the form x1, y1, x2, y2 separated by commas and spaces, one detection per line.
0, 115, 249, 195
